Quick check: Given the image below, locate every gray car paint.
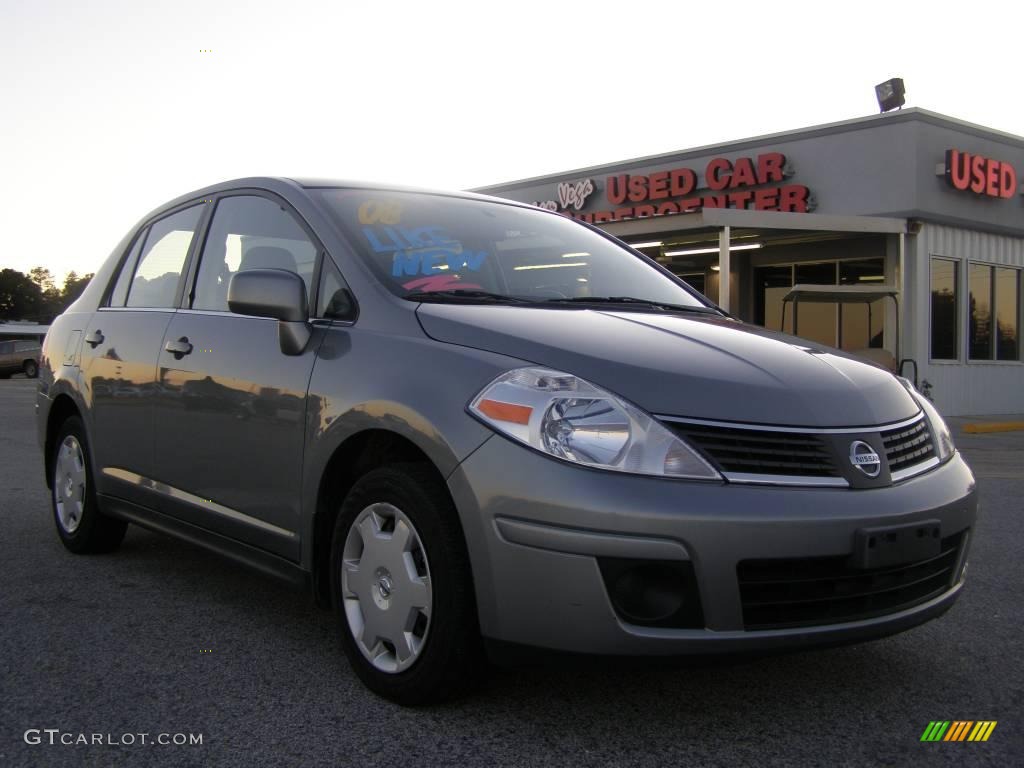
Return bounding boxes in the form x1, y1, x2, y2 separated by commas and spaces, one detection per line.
416, 304, 920, 428
37, 176, 977, 660
448, 433, 975, 652
80, 309, 177, 508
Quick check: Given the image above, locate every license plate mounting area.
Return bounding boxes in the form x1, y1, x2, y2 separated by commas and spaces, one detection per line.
851, 520, 941, 569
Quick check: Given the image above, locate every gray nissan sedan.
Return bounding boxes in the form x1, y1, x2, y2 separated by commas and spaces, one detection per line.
37, 178, 976, 704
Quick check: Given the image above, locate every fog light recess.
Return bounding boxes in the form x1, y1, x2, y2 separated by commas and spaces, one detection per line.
597, 558, 704, 629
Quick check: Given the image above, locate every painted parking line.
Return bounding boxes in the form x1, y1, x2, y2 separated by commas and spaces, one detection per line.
962, 422, 1024, 434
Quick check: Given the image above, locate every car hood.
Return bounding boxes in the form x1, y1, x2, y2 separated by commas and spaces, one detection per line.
416, 305, 919, 427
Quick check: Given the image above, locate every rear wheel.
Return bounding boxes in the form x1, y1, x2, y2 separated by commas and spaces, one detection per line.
52, 416, 127, 553
23, 359, 39, 378
330, 464, 482, 705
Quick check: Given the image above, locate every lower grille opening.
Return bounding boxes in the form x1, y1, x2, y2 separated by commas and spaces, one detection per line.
598, 558, 704, 629
737, 531, 965, 630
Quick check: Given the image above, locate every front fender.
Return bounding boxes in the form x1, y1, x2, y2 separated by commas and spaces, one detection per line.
298, 326, 526, 569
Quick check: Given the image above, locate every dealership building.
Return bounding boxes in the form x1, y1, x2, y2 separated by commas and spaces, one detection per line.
474, 108, 1024, 417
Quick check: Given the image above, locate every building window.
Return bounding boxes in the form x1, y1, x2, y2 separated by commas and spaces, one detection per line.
968, 262, 1021, 362
930, 258, 958, 361
994, 266, 1020, 360
968, 263, 992, 360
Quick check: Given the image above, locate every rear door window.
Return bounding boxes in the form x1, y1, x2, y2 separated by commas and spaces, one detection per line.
108, 229, 148, 307
125, 205, 204, 308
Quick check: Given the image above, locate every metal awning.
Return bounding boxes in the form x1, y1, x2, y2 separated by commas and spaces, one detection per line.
602, 210, 908, 316
782, 284, 900, 304
604, 208, 908, 239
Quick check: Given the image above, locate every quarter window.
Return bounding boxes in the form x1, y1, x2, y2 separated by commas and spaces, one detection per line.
192, 196, 318, 312
317, 258, 356, 320
930, 258, 959, 361
125, 205, 204, 308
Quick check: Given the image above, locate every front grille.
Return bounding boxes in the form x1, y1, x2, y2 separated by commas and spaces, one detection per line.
663, 413, 937, 484
666, 423, 838, 477
737, 531, 964, 630
881, 417, 934, 473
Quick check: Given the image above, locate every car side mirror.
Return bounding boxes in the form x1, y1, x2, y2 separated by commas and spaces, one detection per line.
227, 269, 310, 356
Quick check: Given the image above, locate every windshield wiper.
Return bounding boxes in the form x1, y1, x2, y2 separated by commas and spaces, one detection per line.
404, 289, 531, 304
542, 296, 718, 314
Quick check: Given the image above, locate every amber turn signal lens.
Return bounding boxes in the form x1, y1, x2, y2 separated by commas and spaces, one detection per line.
476, 399, 532, 425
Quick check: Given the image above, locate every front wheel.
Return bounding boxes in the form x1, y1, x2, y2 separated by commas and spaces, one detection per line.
330, 464, 482, 705
23, 359, 39, 378
51, 416, 127, 553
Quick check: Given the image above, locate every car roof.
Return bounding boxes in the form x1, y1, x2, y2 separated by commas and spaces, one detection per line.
144, 176, 533, 224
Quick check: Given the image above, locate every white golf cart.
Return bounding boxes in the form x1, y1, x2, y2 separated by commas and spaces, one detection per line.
781, 284, 928, 398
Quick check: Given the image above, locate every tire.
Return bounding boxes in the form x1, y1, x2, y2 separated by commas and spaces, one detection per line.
23, 360, 39, 378
330, 463, 482, 705
51, 416, 127, 554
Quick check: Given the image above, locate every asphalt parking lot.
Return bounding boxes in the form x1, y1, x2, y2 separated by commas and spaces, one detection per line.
1, 376, 1021, 767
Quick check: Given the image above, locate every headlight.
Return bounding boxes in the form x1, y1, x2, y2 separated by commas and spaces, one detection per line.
469, 367, 721, 480
898, 377, 955, 462
916, 393, 955, 462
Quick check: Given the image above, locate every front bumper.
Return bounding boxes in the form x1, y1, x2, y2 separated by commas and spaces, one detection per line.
448, 436, 977, 655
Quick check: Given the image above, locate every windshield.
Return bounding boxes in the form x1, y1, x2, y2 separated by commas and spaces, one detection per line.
312, 189, 708, 307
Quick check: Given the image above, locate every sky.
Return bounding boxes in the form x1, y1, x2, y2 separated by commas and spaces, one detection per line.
1, 0, 1021, 284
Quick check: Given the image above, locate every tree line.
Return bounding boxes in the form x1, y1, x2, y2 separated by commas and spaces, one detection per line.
0, 267, 93, 323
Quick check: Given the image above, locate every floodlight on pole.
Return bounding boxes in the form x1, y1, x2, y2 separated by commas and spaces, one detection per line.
875, 78, 906, 113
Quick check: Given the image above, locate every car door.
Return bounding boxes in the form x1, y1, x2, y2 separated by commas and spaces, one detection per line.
0, 341, 13, 375
150, 193, 324, 560
81, 203, 206, 509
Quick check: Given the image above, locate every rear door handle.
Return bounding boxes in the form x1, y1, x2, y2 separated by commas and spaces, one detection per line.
85, 330, 104, 347
164, 337, 193, 359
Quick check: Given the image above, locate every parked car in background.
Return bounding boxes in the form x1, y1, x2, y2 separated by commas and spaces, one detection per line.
36, 177, 977, 705
0, 339, 41, 378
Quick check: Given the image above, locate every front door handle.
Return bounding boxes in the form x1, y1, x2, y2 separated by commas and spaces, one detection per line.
164, 337, 193, 359
85, 330, 104, 347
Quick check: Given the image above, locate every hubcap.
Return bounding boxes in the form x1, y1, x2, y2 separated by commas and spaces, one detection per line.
341, 503, 432, 673
54, 435, 87, 533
